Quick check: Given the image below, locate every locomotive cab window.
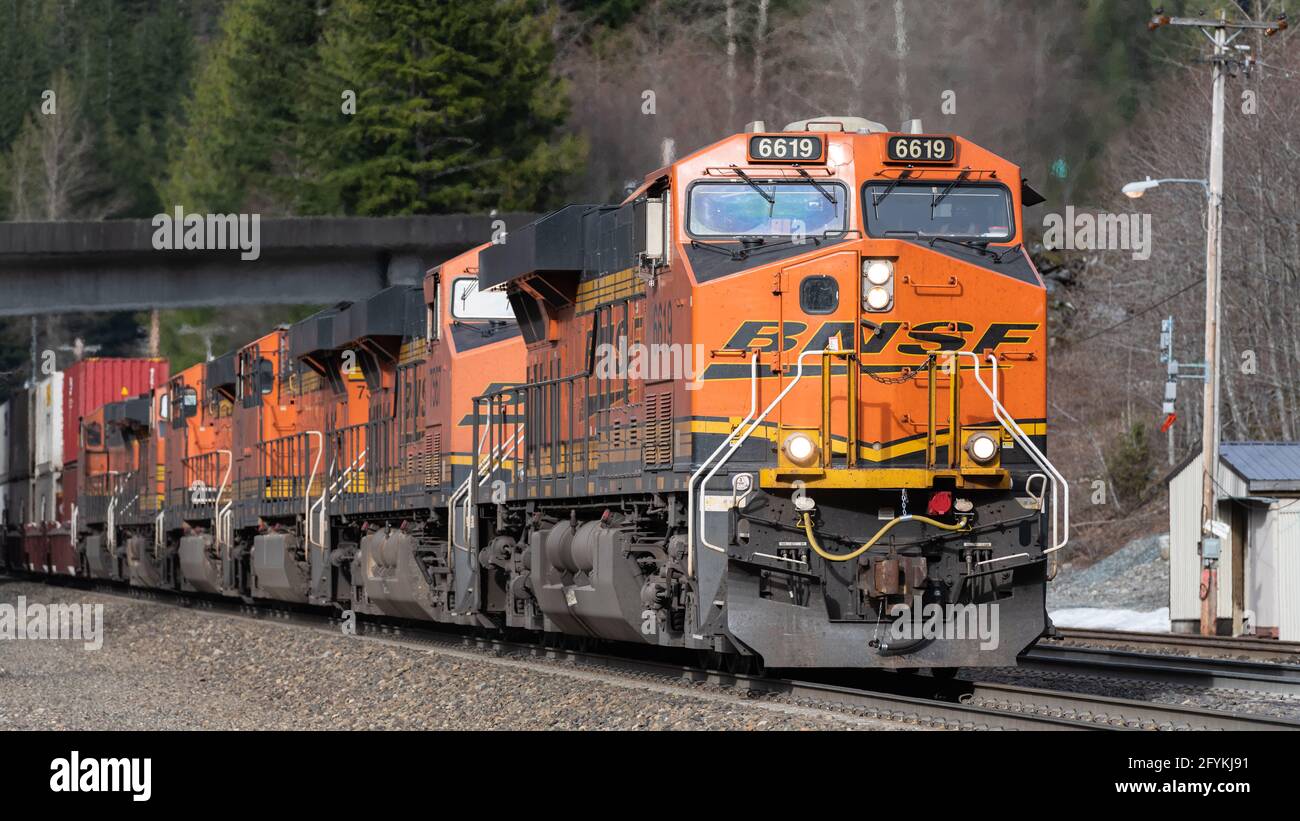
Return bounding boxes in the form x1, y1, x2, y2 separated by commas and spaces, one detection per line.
799, 275, 839, 315
863, 182, 1013, 242
687, 180, 848, 238
451, 277, 514, 322
258, 358, 275, 395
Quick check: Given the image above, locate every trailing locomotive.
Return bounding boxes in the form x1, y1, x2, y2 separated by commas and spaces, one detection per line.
2, 116, 1066, 672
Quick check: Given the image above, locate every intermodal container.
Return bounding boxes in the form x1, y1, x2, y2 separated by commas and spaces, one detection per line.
8, 387, 31, 481
0, 399, 9, 480
34, 371, 65, 473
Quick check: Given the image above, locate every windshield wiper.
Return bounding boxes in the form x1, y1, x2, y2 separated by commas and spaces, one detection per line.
690, 239, 747, 261
931, 168, 971, 212
452, 319, 510, 337
928, 235, 993, 258
730, 165, 774, 205
795, 167, 837, 205
992, 243, 1024, 264
871, 170, 913, 215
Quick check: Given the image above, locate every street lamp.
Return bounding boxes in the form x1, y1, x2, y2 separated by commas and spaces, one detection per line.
1121, 176, 1209, 199
1122, 168, 1222, 637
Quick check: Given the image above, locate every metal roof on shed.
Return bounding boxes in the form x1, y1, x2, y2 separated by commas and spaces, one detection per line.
1220, 442, 1300, 492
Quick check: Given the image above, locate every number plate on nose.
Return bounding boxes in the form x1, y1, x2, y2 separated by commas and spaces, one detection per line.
886, 135, 956, 164
747, 134, 826, 163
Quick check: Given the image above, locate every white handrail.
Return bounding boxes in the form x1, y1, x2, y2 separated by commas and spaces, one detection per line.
683, 348, 1068, 580
448, 409, 525, 559
303, 431, 324, 551
213, 449, 233, 545
951, 352, 1069, 555
687, 353, 759, 576
218, 503, 232, 552
695, 350, 827, 570
106, 494, 117, 550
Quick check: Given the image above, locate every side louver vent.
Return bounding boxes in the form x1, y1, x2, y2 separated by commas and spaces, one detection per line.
643, 391, 673, 468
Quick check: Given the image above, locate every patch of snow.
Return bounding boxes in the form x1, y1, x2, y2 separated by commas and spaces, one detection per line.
1049, 606, 1170, 633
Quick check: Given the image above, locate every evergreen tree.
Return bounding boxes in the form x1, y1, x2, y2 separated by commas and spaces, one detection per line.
298, 0, 584, 215
162, 0, 323, 213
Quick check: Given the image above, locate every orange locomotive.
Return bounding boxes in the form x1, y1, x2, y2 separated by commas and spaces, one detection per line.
78, 392, 165, 585
42, 117, 1062, 674
470, 116, 1066, 669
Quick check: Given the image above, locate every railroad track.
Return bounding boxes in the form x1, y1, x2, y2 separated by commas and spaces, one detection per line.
1021, 643, 1300, 697
1053, 627, 1300, 664
10, 574, 1298, 731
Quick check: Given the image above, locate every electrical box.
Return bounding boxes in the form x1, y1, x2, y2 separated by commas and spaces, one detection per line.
1201, 536, 1222, 561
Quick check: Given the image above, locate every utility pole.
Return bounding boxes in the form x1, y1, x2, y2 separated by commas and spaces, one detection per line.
1148, 8, 1289, 636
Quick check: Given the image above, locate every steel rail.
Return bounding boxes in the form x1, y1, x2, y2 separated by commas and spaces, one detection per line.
1021, 643, 1300, 697
1052, 628, 1300, 663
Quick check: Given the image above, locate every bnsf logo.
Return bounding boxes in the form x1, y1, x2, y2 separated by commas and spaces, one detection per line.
702, 320, 1038, 379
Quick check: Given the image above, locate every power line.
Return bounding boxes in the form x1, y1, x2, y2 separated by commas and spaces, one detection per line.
1068, 277, 1202, 345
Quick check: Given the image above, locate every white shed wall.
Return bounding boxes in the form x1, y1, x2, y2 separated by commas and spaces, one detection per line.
1279, 509, 1300, 642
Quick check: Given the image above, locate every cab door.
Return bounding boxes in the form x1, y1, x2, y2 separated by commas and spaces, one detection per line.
777, 249, 861, 466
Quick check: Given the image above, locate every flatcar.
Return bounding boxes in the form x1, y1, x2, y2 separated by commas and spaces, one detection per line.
3, 116, 1066, 673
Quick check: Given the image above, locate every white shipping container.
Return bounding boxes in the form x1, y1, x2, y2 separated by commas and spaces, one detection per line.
0, 399, 9, 480
33, 371, 64, 474
32, 472, 60, 524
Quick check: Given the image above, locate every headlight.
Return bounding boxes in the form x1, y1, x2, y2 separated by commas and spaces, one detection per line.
864, 259, 893, 285
865, 287, 892, 311
782, 432, 818, 467
966, 433, 999, 464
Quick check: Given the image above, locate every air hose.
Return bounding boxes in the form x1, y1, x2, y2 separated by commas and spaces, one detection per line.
798, 510, 970, 563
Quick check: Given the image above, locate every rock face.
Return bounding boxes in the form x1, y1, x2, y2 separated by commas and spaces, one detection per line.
1048, 533, 1170, 613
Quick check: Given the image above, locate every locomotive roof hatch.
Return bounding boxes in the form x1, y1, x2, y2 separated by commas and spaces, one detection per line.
781, 115, 887, 133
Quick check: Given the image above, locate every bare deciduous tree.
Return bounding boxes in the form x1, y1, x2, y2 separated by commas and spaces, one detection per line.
5, 70, 121, 221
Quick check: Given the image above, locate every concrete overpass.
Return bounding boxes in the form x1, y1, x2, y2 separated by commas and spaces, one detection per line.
0, 214, 541, 315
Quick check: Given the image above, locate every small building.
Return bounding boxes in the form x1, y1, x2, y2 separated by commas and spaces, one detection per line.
1168, 442, 1300, 639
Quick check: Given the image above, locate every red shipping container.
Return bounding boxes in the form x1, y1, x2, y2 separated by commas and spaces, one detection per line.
62, 357, 168, 470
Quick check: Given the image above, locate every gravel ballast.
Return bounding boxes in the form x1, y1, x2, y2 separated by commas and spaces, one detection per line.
1048, 533, 1170, 612
0, 578, 905, 731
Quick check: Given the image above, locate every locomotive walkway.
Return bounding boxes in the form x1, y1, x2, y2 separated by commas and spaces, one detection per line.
0, 213, 541, 315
